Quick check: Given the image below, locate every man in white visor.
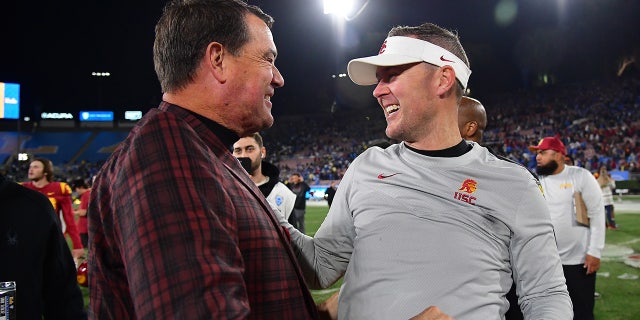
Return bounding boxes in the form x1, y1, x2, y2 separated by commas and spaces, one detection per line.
282, 23, 572, 320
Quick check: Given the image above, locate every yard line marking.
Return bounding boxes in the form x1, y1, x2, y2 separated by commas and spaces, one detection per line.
620, 238, 640, 246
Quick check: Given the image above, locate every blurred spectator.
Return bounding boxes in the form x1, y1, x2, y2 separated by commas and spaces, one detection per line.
288, 172, 311, 234
71, 178, 91, 248
596, 166, 618, 229
324, 181, 337, 207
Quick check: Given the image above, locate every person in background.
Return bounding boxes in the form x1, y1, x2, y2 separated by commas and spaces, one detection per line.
458, 96, 487, 142
284, 22, 571, 319
233, 132, 296, 221
88, 0, 318, 318
596, 165, 618, 229
530, 136, 605, 320
0, 173, 86, 319
324, 181, 337, 208
288, 172, 311, 234
71, 179, 91, 249
565, 155, 575, 166
22, 157, 84, 260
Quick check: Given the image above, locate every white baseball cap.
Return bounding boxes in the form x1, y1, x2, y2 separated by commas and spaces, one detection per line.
347, 36, 472, 89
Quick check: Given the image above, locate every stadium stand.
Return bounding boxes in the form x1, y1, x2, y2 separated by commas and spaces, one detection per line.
20, 132, 94, 164
1, 76, 639, 188
74, 131, 132, 163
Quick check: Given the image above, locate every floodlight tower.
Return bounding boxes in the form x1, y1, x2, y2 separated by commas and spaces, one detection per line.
91, 72, 110, 108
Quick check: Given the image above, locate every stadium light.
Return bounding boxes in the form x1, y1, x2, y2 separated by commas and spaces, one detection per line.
324, 0, 354, 16
91, 72, 111, 107
323, 0, 370, 21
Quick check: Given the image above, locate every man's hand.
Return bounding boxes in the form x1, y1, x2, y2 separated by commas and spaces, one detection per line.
72, 248, 86, 259
410, 306, 454, 320
584, 254, 600, 275
317, 291, 339, 320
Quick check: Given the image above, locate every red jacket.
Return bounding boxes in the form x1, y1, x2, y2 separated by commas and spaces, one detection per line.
77, 189, 90, 234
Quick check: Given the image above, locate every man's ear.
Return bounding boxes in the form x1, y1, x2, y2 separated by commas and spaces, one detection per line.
207, 42, 226, 82
436, 65, 456, 96
459, 121, 477, 139
463, 121, 478, 138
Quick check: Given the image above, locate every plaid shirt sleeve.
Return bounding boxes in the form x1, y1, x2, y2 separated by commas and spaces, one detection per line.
89, 108, 317, 319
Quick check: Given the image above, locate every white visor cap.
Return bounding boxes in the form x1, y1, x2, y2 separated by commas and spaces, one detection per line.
347, 36, 471, 89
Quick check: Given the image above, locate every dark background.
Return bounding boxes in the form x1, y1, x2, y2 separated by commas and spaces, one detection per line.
1, 0, 639, 119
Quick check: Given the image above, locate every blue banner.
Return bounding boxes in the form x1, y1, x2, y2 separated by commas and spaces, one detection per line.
79, 111, 114, 122
609, 170, 629, 181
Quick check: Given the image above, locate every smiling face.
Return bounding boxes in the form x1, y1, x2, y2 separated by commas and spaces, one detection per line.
223, 13, 284, 136
372, 62, 440, 143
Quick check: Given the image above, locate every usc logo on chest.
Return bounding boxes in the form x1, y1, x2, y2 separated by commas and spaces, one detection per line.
454, 178, 477, 205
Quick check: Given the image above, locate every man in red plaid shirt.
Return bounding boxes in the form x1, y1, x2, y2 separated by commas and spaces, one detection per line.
88, 0, 318, 318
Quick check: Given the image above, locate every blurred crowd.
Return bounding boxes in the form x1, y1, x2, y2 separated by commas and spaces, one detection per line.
2, 76, 639, 186
483, 77, 640, 173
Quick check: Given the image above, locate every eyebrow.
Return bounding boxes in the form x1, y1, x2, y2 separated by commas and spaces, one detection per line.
264, 49, 278, 59
375, 65, 403, 81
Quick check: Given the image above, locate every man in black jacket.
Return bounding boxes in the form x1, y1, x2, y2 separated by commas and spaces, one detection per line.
288, 173, 311, 234
0, 173, 86, 319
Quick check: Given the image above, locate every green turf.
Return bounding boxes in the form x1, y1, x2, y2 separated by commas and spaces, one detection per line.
306, 205, 343, 303
594, 214, 640, 320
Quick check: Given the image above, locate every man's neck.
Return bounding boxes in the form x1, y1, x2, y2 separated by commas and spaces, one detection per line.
32, 178, 50, 188
250, 169, 268, 186
552, 162, 566, 175
404, 113, 463, 151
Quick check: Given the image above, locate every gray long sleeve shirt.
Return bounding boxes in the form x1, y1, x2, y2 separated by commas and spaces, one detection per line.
285, 142, 572, 319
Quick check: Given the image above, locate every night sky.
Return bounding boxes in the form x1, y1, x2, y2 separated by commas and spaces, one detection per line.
1, 0, 639, 119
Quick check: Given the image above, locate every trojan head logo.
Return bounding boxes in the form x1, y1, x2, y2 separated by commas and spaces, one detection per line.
379, 40, 387, 54
454, 179, 477, 205
458, 179, 478, 194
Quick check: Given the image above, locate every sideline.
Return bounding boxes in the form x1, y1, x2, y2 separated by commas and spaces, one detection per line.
613, 201, 640, 214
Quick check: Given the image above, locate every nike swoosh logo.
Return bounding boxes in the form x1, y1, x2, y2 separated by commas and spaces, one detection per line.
378, 173, 401, 179
440, 55, 454, 63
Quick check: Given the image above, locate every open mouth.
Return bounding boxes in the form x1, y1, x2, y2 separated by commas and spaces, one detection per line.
385, 104, 400, 115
